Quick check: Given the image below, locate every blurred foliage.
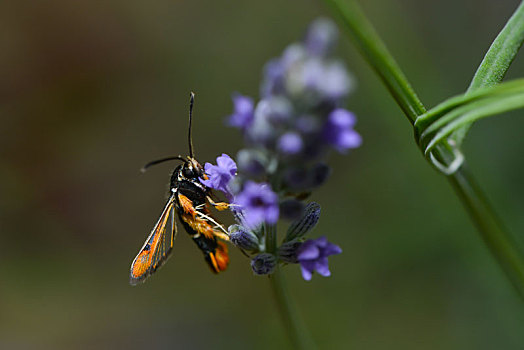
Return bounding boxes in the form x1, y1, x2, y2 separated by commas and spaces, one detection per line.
1, 0, 524, 349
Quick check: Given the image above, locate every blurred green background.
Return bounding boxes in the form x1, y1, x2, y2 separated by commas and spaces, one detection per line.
2, 0, 524, 349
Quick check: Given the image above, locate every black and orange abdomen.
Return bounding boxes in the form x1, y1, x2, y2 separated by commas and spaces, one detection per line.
175, 187, 229, 273
192, 235, 229, 273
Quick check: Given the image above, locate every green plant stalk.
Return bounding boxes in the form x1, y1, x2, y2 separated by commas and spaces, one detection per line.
265, 223, 277, 254
325, 0, 524, 298
265, 225, 316, 349
270, 269, 316, 350
449, 166, 524, 296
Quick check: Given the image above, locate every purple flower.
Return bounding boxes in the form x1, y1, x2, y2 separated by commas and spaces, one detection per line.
277, 132, 304, 155
200, 153, 237, 197
228, 94, 255, 130
234, 181, 279, 228
297, 236, 342, 281
323, 108, 362, 153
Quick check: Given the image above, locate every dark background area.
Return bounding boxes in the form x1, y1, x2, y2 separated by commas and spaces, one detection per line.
1, 0, 524, 349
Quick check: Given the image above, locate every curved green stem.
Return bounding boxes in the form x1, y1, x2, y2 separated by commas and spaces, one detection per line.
325, 0, 524, 299
449, 166, 524, 297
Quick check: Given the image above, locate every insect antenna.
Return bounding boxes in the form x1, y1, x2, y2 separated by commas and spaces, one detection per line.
141, 156, 186, 173
188, 91, 195, 159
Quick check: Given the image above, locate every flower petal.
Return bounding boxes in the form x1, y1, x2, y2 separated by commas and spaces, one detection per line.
314, 257, 331, 277
297, 241, 320, 260
323, 242, 342, 257
300, 262, 314, 281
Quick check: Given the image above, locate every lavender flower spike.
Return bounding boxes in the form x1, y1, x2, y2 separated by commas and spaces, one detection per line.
297, 236, 342, 281
200, 153, 237, 198
234, 181, 279, 229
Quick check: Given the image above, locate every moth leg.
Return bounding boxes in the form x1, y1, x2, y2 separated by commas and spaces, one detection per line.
193, 210, 230, 241
206, 196, 230, 211
212, 230, 230, 241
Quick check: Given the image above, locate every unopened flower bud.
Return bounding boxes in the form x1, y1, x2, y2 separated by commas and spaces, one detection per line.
278, 240, 302, 264
251, 253, 277, 275
229, 224, 260, 252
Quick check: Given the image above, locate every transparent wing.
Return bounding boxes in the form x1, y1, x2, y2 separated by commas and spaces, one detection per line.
129, 195, 177, 285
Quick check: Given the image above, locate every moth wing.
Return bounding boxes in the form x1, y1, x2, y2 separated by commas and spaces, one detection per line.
129, 195, 177, 285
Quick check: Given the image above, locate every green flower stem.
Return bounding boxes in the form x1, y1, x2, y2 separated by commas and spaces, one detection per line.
270, 268, 316, 350
266, 225, 316, 349
265, 223, 277, 254
449, 166, 524, 297
325, 0, 524, 298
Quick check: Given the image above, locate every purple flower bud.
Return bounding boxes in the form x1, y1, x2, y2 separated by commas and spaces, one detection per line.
277, 132, 304, 155
297, 236, 341, 281
323, 108, 362, 153
251, 253, 277, 275
229, 224, 260, 252
228, 94, 254, 130
278, 239, 302, 264
304, 18, 338, 57
234, 181, 279, 229
285, 202, 321, 241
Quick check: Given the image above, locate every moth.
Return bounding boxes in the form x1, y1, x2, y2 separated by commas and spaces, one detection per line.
130, 92, 230, 285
